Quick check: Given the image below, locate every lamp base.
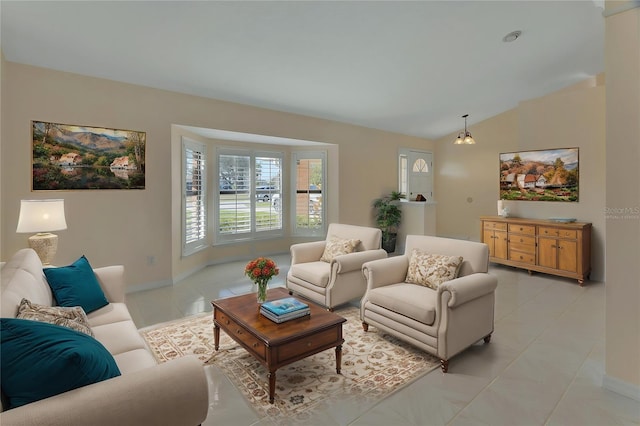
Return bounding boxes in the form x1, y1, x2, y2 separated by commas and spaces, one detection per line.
28, 233, 58, 265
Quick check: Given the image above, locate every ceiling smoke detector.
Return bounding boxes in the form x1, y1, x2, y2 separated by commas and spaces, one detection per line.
502, 30, 522, 43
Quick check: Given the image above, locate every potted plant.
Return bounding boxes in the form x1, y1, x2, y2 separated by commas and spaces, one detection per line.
373, 191, 403, 253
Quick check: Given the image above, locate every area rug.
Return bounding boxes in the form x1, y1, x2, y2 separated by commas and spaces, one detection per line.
140, 306, 439, 422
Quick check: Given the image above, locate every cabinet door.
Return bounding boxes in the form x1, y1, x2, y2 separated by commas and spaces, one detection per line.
538, 237, 557, 269
558, 239, 578, 272
494, 230, 508, 260
482, 228, 495, 256
483, 229, 508, 259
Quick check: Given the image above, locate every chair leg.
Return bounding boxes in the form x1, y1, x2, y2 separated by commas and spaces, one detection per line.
362, 322, 369, 332
483, 334, 492, 344
440, 359, 449, 373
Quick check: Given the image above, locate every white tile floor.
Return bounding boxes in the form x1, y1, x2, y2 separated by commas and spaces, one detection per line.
126, 255, 640, 426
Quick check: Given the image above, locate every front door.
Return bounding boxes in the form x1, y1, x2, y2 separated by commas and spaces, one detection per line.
407, 150, 433, 201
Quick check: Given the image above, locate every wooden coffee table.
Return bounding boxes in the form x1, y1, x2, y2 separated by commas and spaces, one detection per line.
211, 287, 346, 403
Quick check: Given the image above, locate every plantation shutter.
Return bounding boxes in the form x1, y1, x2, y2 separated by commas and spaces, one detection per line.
255, 155, 282, 232
182, 139, 207, 255
218, 153, 251, 235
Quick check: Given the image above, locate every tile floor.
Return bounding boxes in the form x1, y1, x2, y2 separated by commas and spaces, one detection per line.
126, 255, 640, 426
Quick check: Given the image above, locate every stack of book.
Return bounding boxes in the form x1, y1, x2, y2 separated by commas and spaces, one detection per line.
260, 297, 310, 323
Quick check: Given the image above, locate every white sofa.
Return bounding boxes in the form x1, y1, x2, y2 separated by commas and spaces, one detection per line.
0, 249, 208, 426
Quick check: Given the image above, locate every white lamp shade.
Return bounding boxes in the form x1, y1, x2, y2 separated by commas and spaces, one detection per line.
16, 199, 67, 233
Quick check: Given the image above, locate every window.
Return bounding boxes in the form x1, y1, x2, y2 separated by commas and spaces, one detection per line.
399, 154, 408, 196
182, 138, 207, 256
293, 152, 325, 236
413, 158, 429, 172
216, 149, 282, 243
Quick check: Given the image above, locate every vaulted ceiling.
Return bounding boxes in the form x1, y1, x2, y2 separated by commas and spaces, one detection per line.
1, 1, 605, 140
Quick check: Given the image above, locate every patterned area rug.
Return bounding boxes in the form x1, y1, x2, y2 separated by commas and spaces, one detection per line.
140, 306, 439, 422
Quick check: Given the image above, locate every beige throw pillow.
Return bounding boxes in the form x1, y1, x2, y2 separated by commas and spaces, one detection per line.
320, 235, 360, 262
17, 298, 94, 337
406, 249, 463, 290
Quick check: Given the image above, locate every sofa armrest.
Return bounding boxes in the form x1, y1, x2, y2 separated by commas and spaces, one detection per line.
93, 265, 126, 303
440, 273, 498, 308
290, 240, 326, 265
362, 256, 409, 290
334, 249, 387, 273
0, 356, 208, 426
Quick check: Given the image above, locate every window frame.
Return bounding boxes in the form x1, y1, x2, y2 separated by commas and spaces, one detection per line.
215, 147, 284, 244
182, 138, 208, 256
291, 150, 327, 237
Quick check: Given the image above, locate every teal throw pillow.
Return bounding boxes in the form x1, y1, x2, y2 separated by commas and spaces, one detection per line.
0, 318, 121, 408
44, 255, 109, 314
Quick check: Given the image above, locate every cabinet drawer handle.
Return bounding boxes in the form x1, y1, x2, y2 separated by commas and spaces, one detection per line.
307, 342, 312, 347
252, 343, 258, 348
225, 320, 230, 325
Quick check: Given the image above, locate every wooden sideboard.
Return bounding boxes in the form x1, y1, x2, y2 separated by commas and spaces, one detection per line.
480, 216, 592, 285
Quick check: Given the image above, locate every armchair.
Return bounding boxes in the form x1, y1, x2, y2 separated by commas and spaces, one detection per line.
361, 235, 497, 372
287, 223, 387, 310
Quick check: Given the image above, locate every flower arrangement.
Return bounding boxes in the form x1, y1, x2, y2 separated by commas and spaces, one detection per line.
244, 257, 279, 303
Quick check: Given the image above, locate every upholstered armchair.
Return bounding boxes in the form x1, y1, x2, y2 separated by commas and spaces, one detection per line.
361, 235, 498, 372
287, 223, 387, 310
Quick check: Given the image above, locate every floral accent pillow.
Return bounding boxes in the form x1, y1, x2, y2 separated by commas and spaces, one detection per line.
16, 298, 94, 337
405, 249, 464, 290
320, 235, 361, 262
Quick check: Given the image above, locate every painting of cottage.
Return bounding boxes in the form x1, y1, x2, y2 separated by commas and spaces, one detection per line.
32, 121, 146, 190
499, 148, 579, 202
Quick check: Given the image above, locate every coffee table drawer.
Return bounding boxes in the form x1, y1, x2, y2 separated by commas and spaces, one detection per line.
216, 311, 266, 359
277, 327, 340, 363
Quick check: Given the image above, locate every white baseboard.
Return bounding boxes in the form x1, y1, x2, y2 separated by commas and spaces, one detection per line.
170, 262, 209, 285
603, 374, 640, 402
126, 278, 173, 294
126, 251, 290, 293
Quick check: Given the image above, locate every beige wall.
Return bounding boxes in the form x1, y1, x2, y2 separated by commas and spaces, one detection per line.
0, 51, 4, 262
604, 2, 640, 396
434, 80, 606, 282
0, 61, 432, 288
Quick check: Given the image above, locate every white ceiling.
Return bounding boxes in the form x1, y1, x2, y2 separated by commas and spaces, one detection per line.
1, 1, 605, 140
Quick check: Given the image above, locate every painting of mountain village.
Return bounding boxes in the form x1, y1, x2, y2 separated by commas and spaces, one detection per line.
500, 148, 579, 202
32, 121, 145, 190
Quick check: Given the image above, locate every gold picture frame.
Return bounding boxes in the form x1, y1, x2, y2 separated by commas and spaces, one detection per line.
499, 147, 579, 202
31, 121, 146, 190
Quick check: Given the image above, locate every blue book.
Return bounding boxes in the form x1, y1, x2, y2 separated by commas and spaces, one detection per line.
261, 297, 309, 316
260, 307, 310, 323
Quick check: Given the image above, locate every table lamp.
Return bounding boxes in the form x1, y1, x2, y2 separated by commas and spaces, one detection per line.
16, 199, 67, 265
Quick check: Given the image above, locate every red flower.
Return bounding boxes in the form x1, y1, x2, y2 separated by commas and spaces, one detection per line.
244, 257, 279, 284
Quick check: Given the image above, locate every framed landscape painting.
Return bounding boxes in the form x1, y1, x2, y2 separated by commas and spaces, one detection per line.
499, 147, 579, 202
32, 121, 146, 190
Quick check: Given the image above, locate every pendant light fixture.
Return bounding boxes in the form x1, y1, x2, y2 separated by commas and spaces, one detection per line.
453, 114, 476, 145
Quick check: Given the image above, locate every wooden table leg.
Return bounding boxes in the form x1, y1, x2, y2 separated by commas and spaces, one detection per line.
268, 370, 276, 404
335, 344, 342, 374
214, 323, 220, 351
